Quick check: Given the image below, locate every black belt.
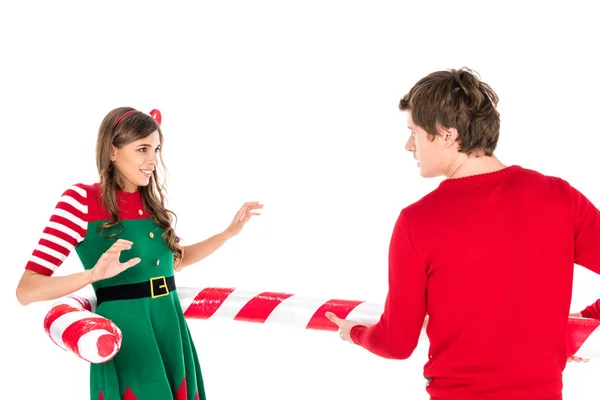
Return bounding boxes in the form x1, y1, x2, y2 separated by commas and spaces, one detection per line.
95, 275, 176, 307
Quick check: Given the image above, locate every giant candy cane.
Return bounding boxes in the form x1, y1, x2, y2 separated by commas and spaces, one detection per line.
44, 295, 122, 363
45, 287, 600, 363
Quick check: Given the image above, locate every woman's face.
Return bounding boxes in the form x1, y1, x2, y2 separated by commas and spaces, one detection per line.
111, 130, 161, 193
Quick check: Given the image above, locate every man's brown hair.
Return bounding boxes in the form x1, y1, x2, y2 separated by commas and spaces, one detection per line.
399, 68, 500, 156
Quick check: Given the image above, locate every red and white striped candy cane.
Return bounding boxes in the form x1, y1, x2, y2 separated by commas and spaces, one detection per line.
178, 287, 383, 331
177, 287, 600, 360
45, 287, 600, 363
44, 295, 122, 363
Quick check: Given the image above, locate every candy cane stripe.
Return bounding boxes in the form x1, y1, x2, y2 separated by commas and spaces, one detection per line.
234, 292, 293, 323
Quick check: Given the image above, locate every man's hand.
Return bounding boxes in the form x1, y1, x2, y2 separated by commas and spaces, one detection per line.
325, 311, 362, 343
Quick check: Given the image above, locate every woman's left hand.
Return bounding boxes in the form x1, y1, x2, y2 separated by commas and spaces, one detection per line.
224, 201, 263, 237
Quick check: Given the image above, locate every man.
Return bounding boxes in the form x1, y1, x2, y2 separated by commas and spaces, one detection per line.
327, 68, 600, 399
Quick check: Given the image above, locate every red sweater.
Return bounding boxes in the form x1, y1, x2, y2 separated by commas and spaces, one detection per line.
350, 165, 600, 400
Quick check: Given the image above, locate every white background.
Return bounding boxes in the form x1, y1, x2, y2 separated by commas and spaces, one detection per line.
2, 1, 600, 399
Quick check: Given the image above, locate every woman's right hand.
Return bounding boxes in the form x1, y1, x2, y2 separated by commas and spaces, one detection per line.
90, 239, 141, 282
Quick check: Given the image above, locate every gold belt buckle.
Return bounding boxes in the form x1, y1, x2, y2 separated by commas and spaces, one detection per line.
150, 276, 169, 298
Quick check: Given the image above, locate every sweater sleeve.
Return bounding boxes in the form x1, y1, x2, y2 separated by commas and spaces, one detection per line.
569, 183, 600, 273
349, 210, 427, 359
566, 182, 600, 318
25, 184, 88, 276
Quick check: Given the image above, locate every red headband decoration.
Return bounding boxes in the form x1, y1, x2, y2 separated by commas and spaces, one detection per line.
149, 109, 162, 125
113, 109, 162, 127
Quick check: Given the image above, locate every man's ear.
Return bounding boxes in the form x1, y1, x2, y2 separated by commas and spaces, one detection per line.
441, 127, 459, 148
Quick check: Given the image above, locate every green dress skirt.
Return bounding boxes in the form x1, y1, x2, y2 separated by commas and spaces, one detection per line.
76, 218, 206, 400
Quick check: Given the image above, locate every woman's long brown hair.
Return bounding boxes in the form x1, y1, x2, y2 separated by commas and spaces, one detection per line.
95, 107, 183, 267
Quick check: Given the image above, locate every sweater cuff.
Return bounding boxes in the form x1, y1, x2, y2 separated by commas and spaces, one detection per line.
580, 299, 600, 319
581, 308, 595, 319
350, 325, 367, 344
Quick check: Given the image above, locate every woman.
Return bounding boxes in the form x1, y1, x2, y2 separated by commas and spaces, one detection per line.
16, 107, 262, 400
327, 68, 600, 399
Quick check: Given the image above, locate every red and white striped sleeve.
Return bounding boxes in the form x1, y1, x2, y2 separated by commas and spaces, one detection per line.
25, 184, 88, 276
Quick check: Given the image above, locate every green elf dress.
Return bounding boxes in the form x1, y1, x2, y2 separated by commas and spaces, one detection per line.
25, 183, 206, 400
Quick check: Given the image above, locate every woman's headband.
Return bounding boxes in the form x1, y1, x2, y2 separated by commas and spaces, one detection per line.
114, 109, 162, 127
